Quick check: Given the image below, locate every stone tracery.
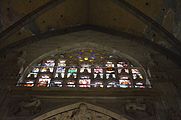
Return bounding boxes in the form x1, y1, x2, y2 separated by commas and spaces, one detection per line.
17, 48, 151, 89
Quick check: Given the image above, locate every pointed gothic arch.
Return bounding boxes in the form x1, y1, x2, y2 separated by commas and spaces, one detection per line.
17, 42, 151, 88
33, 102, 131, 120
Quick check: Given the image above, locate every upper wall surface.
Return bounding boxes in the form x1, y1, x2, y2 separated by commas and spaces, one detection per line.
0, 0, 180, 56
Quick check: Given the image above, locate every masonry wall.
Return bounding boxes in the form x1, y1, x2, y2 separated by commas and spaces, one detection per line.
0, 30, 180, 120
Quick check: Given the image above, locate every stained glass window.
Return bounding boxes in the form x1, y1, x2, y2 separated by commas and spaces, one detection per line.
94, 66, 103, 79
17, 48, 151, 88
37, 74, 51, 87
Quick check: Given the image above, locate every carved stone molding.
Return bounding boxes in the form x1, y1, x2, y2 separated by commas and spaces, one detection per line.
33, 102, 128, 120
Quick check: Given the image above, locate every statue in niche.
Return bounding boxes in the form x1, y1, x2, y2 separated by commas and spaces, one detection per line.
11, 96, 41, 116
47, 103, 113, 120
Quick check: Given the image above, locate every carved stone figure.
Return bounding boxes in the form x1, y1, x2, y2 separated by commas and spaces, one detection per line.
71, 103, 92, 120
46, 103, 113, 120
126, 103, 146, 111
12, 96, 41, 116
17, 51, 26, 78
125, 102, 155, 120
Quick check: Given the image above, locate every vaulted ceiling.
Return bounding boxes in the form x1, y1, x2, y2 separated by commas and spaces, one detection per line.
0, 0, 181, 65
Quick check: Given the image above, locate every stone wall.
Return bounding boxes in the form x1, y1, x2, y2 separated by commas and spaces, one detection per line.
0, 30, 180, 120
